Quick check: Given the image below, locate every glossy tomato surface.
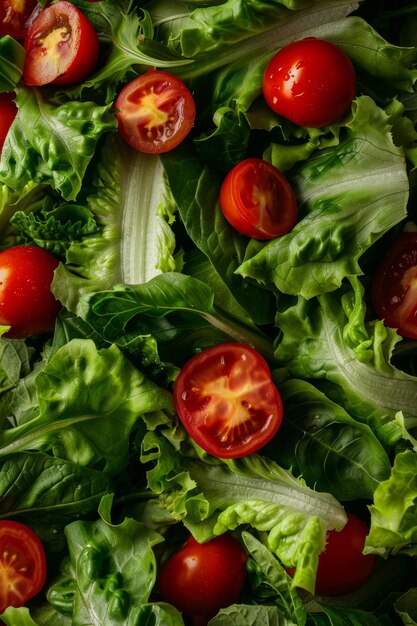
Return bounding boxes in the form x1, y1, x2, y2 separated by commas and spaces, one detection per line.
0, 0, 37, 39
159, 534, 247, 620
174, 342, 282, 458
315, 513, 376, 596
371, 232, 417, 340
115, 70, 196, 154
0, 520, 47, 613
263, 38, 356, 128
219, 158, 297, 239
23, 0, 99, 86
0, 92, 17, 153
0, 245, 62, 338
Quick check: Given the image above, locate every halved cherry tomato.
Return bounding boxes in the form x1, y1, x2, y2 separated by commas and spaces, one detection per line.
371, 232, 417, 340
0, 520, 47, 613
159, 534, 247, 621
0, 245, 62, 338
0, 0, 37, 39
263, 38, 356, 128
115, 70, 196, 154
219, 158, 297, 239
23, 0, 99, 86
315, 513, 376, 596
0, 92, 17, 153
173, 342, 283, 458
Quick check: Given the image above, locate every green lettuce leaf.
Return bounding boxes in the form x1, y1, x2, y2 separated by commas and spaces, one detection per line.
141, 428, 346, 593
273, 279, 417, 447
52, 136, 177, 314
366, 450, 417, 558
0, 339, 173, 474
394, 589, 417, 625
268, 379, 391, 500
308, 605, 386, 625
0, 36, 25, 92
208, 604, 296, 625
0, 86, 116, 201
0, 608, 42, 626
237, 97, 409, 299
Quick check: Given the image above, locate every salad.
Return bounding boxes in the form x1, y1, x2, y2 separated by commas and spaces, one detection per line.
1, 0, 417, 622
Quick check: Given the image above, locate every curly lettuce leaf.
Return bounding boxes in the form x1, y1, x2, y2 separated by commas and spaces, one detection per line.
52, 136, 177, 314
238, 97, 409, 299
141, 429, 346, 594
273, 278, 417, 447
0, 86, 116, 201
0, 339, 173, 474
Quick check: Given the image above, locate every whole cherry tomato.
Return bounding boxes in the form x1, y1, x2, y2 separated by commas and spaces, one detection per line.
219, 158, 297, 239
0, 520, 47, 613
159, 534, 247, 621
315, 513, 377, 596
263, 37, 356, 128
174, 342, 283, 458
371, 232, 417, 340
0, 92, 17, 153
0, 245, 62, 338
115, 70, 196, 154
23, 0, 99, 86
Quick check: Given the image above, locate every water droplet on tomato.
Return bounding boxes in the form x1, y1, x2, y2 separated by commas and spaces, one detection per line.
182, 391, 190, 401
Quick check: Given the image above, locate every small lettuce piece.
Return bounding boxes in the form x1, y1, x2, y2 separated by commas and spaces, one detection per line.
270, 379, 391, 501
141, 429, 346, 594
53, 136, 177, 315
0, 339, 173, 475
0, 36, 25, 92
273, 279, 417, 448
237, 97, 409, 299
0, 86, 116, 201
366, 450, 417, 558
0, 608, 42, 626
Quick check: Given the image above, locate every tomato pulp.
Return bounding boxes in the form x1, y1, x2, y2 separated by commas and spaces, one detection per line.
0, 92, 17, 153
23, 0, 99, 86
115, 70, 196, 154
0, 245, 62, 338
263, 37, 356, 128
371, 232, 417, 340
174, 342, 283, 458
159, 534, 247, 620
219, 158, 297, 239
0, 0, 37, 39
0, 520, 47, 613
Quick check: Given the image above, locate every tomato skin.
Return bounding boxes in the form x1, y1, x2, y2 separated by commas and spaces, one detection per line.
0, 520, 47, 613
0, 92, 17, 153
371, 232, 417, 340
263, 38, 356, 128
219, 158, 297, 239
174, 342, 283, 459
115, 70, 196, 154
23, 1, 99, 87
159, 534, 247, 620
315, 513, 376, 596
0, 0, 37, 39
0, 245, 62, 338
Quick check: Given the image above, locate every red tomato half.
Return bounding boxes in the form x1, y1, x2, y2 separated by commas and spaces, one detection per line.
219, 158, 297, 239
0, 92, 17, 153
23, 0, 99, 86
0, 0, 37, 39
0, 245, 62, 338
0, 520, 47, 613
315, 513, 376, 596
115, 70, 196, 154
159, 534, 247, 620
371, 232, 417, 340
263, 38, 356, 128
174, 342, 283, 458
